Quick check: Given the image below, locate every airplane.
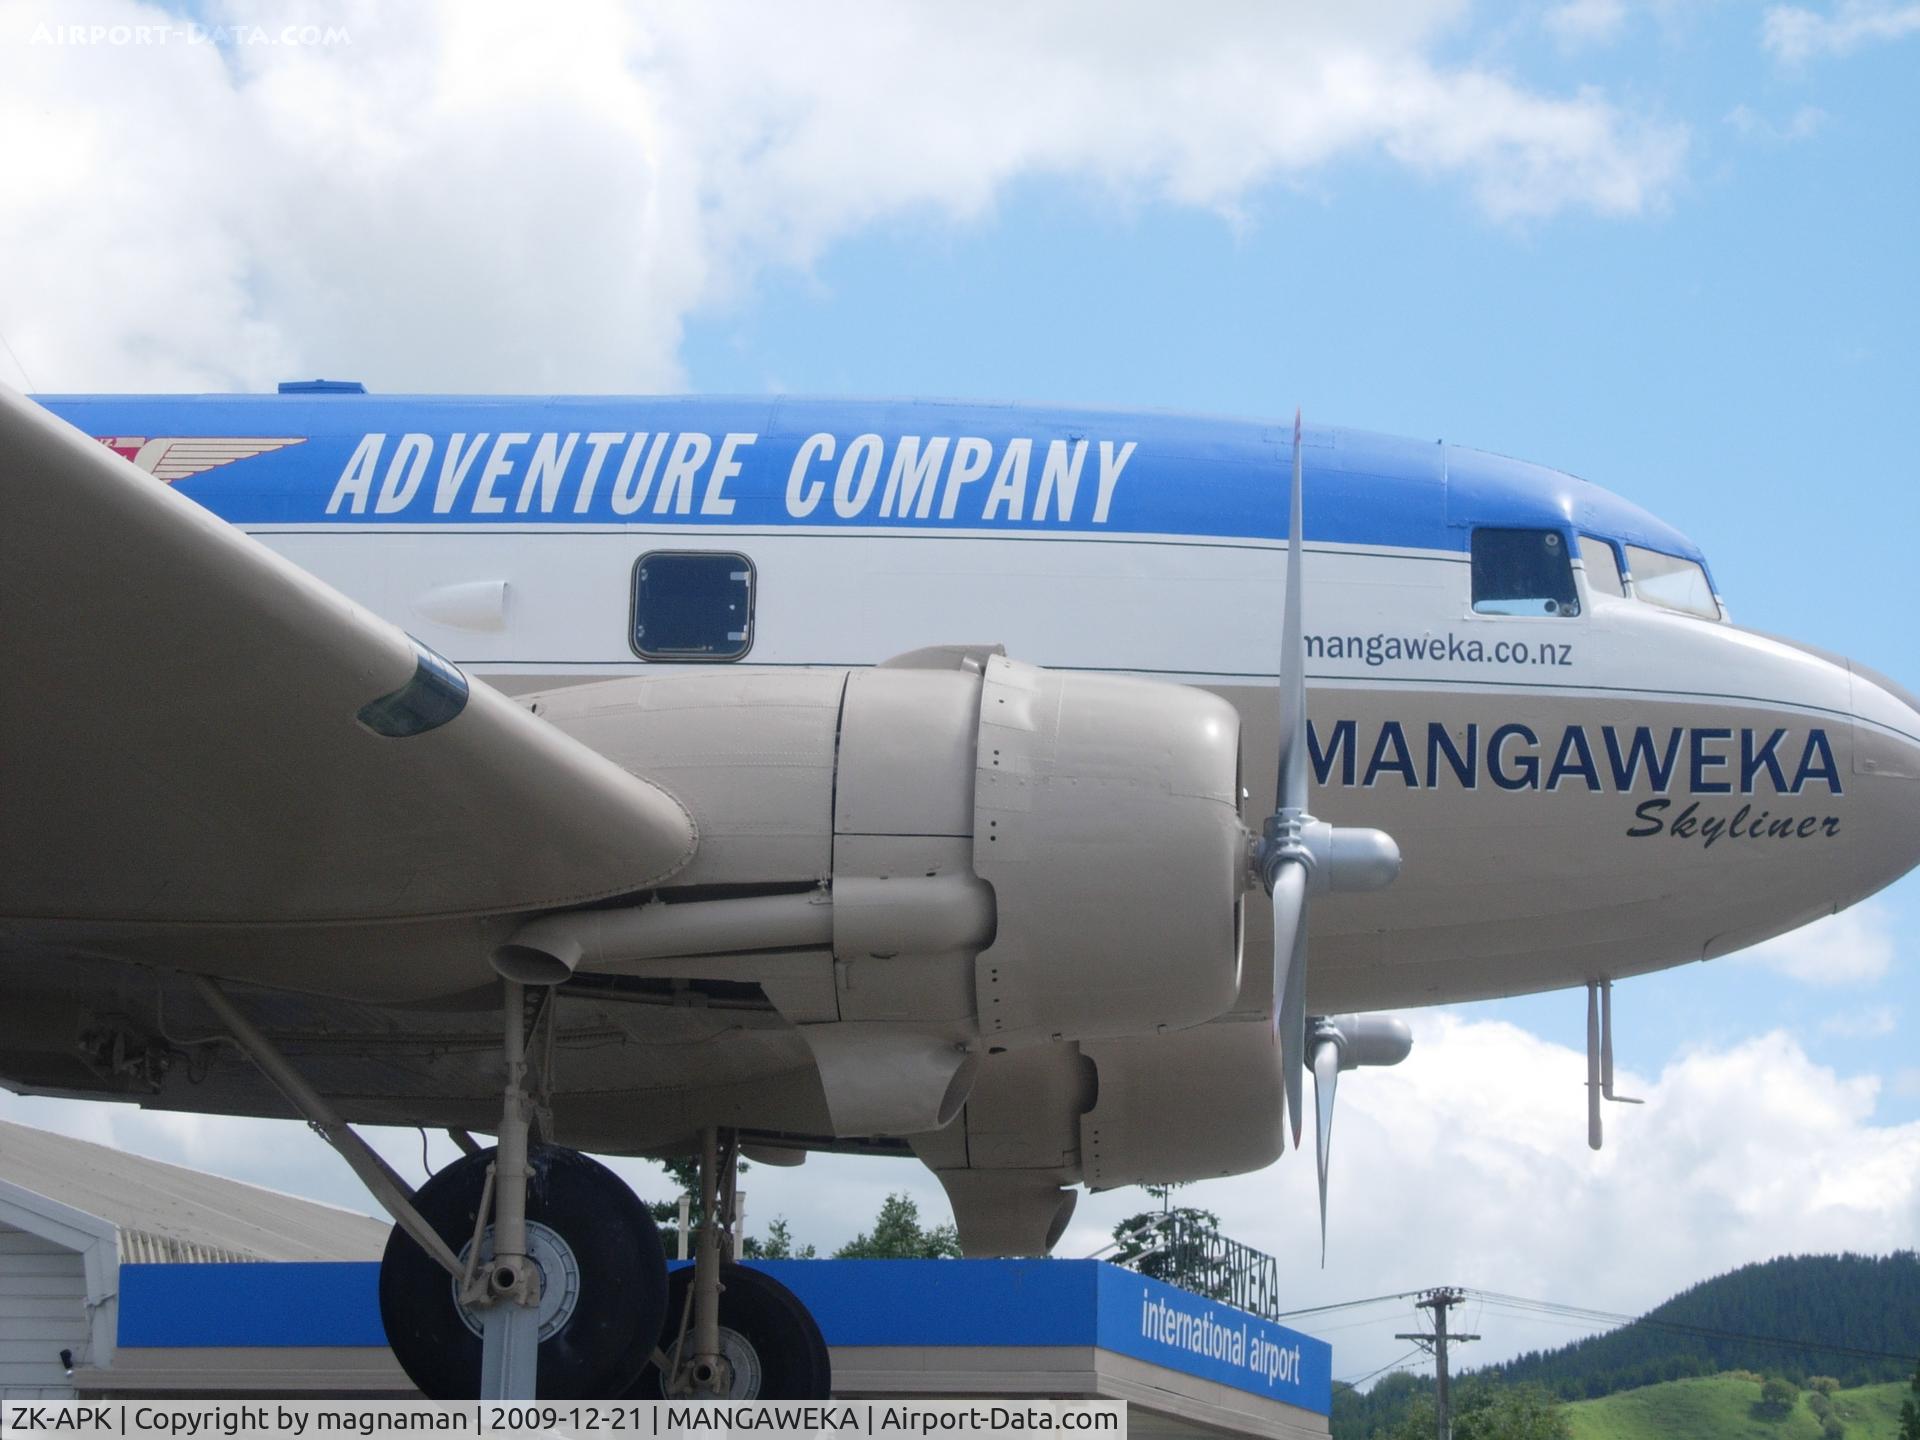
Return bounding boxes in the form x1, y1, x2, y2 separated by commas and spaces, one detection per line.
1, 379, 1915, 1402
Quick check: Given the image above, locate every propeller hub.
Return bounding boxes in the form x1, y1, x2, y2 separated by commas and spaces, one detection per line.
1256, 809, 1316, 893
1311, 1013, 1415, 1072
1250, 818, 1401, 897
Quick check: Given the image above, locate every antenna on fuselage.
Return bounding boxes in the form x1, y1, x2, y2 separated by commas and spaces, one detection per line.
1585, 978, 1643, 1149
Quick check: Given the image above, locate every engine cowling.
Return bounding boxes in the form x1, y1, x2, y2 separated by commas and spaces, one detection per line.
524, 649, 1245, 1132
968, 655, 1245, 1045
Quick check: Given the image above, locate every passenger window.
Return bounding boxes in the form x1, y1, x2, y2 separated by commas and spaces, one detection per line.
1471, 528, 1580, 617
1623, 545, 1720, 620
631, 551, 754, 661
1579, 534, 1627, 598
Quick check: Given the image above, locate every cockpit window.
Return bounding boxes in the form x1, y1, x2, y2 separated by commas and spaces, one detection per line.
1578, 534, 1627, 598
1471, 528, 1580, 617
1623, 545, 1719, 620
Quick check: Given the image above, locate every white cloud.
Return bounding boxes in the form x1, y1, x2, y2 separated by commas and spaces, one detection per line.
0, 0, 1687, 395
1060, 1016, 1920, 1377
8, 1016, 1917, 1382
1763, 1, 1920, 61
1546, 0, 1628, 49
1819, 1003, 1897, 1037
1728, 901, 1898, 986
1724, 102, 1830, 141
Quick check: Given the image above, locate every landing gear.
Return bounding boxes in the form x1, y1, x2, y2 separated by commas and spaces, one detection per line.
627, 1263, 831, 1400
380, 1144, 668, 1398
196, 973, 670, 1399
195, 973, 828, 1400
629, 1126, 832, 1401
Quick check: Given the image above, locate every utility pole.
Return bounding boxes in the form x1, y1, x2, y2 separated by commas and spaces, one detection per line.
1396, 1288, 1480, 1440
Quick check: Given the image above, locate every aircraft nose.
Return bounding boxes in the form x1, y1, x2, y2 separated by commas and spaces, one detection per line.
1847, 659, 1920, 888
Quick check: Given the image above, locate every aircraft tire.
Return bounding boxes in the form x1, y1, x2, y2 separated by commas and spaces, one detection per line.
625, 1262, 832, 1400
378, 1144, 668, 1399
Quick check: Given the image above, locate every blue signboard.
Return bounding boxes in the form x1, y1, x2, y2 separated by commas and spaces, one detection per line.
117, 1259, 1329, 1415
1095, 1265, 1331, 1414
728, 1259, 1097, 1347
119, 1262, 387, 1348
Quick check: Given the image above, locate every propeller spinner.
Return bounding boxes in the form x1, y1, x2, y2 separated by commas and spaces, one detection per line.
1251, 411, 1411, 1259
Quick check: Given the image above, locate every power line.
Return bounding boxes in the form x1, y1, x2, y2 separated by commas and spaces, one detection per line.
1274, 1289, 1427, 1320
1338, 1345, 1429, 1389
1315, 1313, 1433, 1337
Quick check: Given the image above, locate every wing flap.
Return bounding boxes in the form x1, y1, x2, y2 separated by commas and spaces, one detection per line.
0, 385, 695, 925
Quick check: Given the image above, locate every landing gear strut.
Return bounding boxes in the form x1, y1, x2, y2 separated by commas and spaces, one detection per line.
471, 977, 540, 1395
198, 973, 667, 1399
628, 1126, 831, 1401
377, 980, 669, 1398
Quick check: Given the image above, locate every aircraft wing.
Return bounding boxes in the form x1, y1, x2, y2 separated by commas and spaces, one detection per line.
0, 384, 695, 926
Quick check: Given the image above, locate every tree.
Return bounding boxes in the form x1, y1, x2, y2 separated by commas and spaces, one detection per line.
744, 1216, 816, 1260
1759, 1375, 1798, 1414
1386, 1396, 1437, 1440
1898, 1357, 1920, 1440
834, 1192, 961, 1259
1335, 1368, 1429, 1439
648, 1154, 812, 1259
1451, 1381, 1570, 1440
1110, 1183, 1230, 1298
648, 1155, 714, 1257
1385, 1380, 1568, 1440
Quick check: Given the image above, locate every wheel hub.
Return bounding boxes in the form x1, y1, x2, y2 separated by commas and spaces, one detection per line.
453, 1220, 582, 1342
670, 1326, 762, 1399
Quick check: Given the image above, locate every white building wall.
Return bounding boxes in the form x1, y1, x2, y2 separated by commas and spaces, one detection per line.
0, 1221, 85, 1401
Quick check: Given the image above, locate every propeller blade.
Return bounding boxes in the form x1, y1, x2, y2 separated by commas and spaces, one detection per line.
1269, 859, 1307, 1035
1312, 1033, 1343, 1263
1275, 409, 1308, 814
1273, 870, 1310, 1148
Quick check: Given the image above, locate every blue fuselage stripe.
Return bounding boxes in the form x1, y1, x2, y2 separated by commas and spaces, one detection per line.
39, 395, 1711, 573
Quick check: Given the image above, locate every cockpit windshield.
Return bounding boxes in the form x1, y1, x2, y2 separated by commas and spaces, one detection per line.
1623, 545, 1720, 620
1578, 534, 1627, 598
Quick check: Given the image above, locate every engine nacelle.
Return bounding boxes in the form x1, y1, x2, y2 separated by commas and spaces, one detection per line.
911, 1025, 1286, 1254
1077, 1022, 1286, 1190
528, 649, 1245, 1057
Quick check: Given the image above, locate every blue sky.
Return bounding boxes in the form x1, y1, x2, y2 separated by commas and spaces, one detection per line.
0, 0, 1914, 1383
670, 4, 1920, 1115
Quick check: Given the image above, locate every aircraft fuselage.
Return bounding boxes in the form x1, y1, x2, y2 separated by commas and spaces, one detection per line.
41, 392, 1920, 1014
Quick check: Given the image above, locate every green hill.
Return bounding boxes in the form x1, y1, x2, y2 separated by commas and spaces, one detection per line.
1330, 1253, 1920, 1438
1487, 1252, 1920, 1398
1564, 1374, 1911, 1440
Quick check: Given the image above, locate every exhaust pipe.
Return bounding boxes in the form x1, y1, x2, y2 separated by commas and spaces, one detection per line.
493, 876, 994, 985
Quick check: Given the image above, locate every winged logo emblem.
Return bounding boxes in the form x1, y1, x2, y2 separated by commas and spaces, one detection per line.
96, 435, 304, 483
